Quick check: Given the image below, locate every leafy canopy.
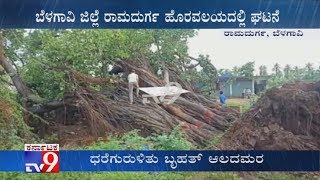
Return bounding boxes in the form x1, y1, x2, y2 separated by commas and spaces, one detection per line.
3, 29, 198, 100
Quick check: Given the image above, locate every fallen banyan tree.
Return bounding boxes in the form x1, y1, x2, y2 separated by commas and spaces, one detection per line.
0, 39, 239, 146
62, 59, 240, 146
217, 81, 320, 150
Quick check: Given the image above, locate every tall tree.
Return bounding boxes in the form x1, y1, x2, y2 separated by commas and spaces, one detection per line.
272, 63, 282, 76
239, 61, 255, 77
218, 69, 233, 76
1, 29, 203, 101
0, 29, 240, 146
231, 66, 240, 76
304, 62, 315, 80
305, 62, 314, 72
0, 31, 33, 102
283, 64, 292, 77
293, 66, 299, 73
259, 65, 268, 76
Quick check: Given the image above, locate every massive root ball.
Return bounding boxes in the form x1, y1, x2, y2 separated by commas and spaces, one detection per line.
218, 81, 320, 150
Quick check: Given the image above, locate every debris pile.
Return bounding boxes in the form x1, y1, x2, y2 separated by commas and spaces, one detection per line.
218, 81, 320, 150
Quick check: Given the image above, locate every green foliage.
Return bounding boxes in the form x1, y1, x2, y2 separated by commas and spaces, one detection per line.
226, 100, 251, 113
267, 63, 320, 89
21, 59, 66, 100
218, 69, 233, 76
257, 172, 317, 180
259, 65, 268, 76
86, 137, 121, 150
272, 63, 282, 76
0, 172, 150, 180
87, 127, 193, 151
2, 29, 198, 101
20, 30, 140, 100
248, 94, 259, 107
1, 172, 314, 180
221, 61, 320, 93
0, 82, 35, 149
239, 61, 255, 77
0, 172, 242, 180
43, 133, 59, 144
150, 127, 194, 150
150, 29, 196, 66
230, 62, 255, 77
87, 130, 149, 150
180, 54, 218, 98
194, 172, 241, 180
2, 30, 27, 69
207, 135, 222, 147
146, 30, 219, 97
120, 130, 149, 150
1, 30, 318, 179
226, 101, 242, 108
283, 64, 292, 78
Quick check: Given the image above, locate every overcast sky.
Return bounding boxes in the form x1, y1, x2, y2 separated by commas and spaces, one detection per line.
187, 29, 320, 75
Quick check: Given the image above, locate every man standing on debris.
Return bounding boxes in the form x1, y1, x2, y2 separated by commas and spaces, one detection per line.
128, 69, 139, 104
157, 67, 163, 78
163, 67, 170, 84
219, 91, 227, 105
157, 66, 169, 84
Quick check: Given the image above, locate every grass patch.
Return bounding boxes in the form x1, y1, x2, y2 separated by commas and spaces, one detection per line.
207, 135, 222, 148
2, 172, 317, 180
258, 172, 318, 180
0, 172, 242, 180
226, 101, 250, 113
86, 127, 194, 151
227, 95, 259, 113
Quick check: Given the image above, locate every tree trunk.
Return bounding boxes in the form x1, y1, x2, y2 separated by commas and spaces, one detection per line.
0, 32, 32, 101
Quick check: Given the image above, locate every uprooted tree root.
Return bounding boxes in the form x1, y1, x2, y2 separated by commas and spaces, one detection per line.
217, 81, 320, 150
49, 59, 240, 147
69, 84, 239, 146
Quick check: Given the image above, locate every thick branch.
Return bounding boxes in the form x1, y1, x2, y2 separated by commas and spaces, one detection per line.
184, 62, 200, 69
0, 32, 32, 100
0, 55, 32, 100
27, 100, 66, 114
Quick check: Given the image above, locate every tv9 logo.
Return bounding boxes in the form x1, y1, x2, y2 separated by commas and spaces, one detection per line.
24, 144, 59, 173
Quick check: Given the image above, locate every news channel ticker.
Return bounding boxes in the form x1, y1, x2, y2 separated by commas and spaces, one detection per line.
24, 144, 60, 173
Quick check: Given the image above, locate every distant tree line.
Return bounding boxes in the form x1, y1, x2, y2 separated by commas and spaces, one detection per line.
218, 61, 320, 89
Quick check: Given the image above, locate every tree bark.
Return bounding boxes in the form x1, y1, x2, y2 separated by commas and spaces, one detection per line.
0, 32, 32, 101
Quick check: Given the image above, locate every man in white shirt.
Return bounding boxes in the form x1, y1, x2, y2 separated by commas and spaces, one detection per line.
128, 70, 139, 104
157, 67, 163, 77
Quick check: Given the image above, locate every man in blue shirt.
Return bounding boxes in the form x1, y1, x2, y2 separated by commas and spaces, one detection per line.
219, 91, 227, 105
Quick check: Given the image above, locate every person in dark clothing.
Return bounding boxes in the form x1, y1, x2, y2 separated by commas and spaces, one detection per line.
219, 91, 227, 105
109, 65, 124, 75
